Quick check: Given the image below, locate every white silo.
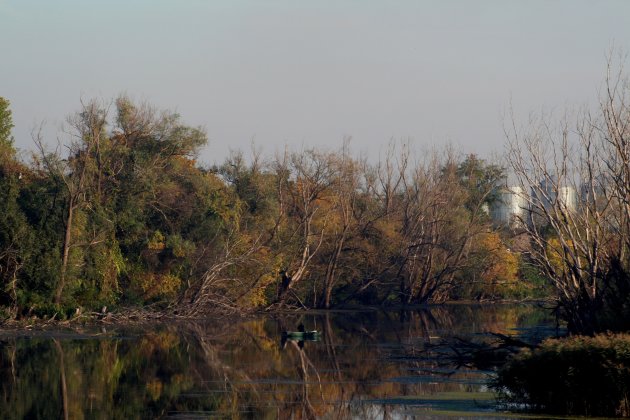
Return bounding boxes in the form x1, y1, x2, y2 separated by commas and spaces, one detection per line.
557, 186, 577, 213
536, 177, 577, 213
491, 186, 528, 228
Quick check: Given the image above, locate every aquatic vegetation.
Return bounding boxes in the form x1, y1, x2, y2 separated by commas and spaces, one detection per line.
496, 333, 630, 417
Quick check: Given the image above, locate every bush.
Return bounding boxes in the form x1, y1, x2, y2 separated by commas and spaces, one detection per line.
495, 333, 630, 417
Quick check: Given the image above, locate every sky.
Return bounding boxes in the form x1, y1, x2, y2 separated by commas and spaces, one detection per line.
2, 0, 630, 165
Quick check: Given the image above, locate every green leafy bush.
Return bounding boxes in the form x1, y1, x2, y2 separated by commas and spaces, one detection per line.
495, 333, 630, 417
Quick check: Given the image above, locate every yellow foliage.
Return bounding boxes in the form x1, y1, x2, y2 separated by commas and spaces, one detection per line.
546, 237, 573, 275
147, 231, 165, 251
246, 273, 276, 308
473, 232, 520, 296
137, 272, 181, 300
138, 332, 180, 361
146, 379, 163, 401
152, 331, 180, 350
239, 249, 283, 308
481, 234, 519, 284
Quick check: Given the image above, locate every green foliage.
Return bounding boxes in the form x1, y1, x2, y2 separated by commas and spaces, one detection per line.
166, 234, 195, 258
517, 261, 551, 298
496, 333, 630, 417
0, 97, 16, 164
28, 302, 76, 320
0, 173, 32, 305
0, 96, 241, 314
455, 154, 504, 212
0, 95, 576, 317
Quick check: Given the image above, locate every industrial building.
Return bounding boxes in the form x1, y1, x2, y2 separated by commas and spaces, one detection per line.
489, 179, 578, 229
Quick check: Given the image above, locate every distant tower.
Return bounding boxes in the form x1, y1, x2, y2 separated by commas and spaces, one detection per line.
557, 186, 577, 212
537, 176, 577, 213
579, 174, 608, 211
491, 186, 528, 228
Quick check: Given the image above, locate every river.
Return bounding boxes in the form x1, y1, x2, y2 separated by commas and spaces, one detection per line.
0, 304, 557, 419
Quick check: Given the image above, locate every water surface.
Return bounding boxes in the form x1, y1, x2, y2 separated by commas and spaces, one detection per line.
0, 304, 556, 419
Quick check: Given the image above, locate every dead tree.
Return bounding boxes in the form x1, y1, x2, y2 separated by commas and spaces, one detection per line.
274, 149, 333, 304
505, 55, 630, 333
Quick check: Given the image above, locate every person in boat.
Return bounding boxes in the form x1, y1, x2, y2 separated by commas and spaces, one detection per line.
281, 324, 306, 350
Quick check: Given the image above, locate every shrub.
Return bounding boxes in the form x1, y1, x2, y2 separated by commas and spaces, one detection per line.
495, 333, 630, 417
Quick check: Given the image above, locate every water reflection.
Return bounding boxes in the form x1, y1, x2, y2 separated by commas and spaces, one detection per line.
0, 304, 554, 419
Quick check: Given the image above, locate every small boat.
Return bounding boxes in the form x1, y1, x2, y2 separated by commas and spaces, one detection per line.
281, 330, 321, 341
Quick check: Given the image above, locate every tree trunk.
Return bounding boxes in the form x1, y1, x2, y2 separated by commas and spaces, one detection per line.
322, 230, 347, 308
55, 201, 75, 305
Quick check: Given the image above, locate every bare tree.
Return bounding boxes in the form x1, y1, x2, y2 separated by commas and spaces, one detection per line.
274, 149, 334, 304
320, 140, 360, 308
177, 230, 262, 316
376, 140, 408, 217
506, 56, 630, 333
395, 149, 484, 303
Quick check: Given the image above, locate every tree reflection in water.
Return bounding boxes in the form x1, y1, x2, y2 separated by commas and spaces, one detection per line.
0, 304, 553, 419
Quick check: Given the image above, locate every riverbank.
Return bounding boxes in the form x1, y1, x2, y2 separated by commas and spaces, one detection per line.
0, 298, 554, 330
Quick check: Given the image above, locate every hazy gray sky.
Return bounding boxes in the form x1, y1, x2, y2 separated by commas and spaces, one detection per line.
2, 1, 629, 164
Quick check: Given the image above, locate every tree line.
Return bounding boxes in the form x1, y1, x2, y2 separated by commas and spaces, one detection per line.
2, 59, 629, 334
0, 96, 528, 319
